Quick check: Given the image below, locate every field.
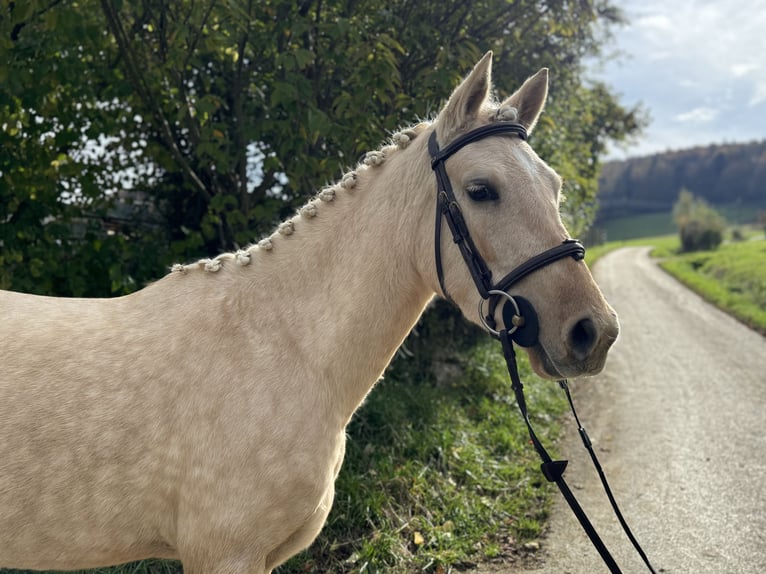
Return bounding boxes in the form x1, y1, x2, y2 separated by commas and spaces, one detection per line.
594, 204, 764, 243
595, 212, 675, 242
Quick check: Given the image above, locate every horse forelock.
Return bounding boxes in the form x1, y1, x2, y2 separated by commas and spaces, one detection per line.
169, 122, 430, 277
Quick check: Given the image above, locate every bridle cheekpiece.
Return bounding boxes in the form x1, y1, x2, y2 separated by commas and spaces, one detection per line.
427, 122, 585, 344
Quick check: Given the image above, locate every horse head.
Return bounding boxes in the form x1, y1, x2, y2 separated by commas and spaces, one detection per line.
423, 52, 619, 379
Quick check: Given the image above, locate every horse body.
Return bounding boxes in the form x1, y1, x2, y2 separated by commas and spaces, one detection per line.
0, 153, 433, 570
0, 53, 619, 573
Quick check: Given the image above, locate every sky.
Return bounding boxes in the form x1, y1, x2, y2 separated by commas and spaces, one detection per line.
589, 0, 766, 159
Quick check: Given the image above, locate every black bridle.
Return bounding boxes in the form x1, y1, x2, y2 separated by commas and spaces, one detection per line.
428, 125, 585, 304
428, 123, 657, 574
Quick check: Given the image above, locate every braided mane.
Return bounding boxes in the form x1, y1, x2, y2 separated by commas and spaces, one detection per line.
170, 99, 520, 276
169, 123, 429, 276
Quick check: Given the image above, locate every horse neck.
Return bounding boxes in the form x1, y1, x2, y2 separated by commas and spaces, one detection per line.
240, 136, 437, 425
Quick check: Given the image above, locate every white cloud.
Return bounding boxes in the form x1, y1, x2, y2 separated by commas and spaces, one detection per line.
732, 63, 759, 78
751, 82, 766, 106
674, 107, 719, 123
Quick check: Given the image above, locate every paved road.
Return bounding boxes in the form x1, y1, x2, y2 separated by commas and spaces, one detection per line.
474, 246, 766, 574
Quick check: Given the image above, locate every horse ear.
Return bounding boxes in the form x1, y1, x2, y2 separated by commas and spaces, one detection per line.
500, 68, 549, 134
436, 51, 494, 142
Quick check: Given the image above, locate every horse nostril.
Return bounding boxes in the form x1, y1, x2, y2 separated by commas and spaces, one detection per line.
569, 318, 598, 361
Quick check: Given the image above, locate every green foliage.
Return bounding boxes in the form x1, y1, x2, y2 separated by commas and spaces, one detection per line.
0, 0, 163, 295
673, 189, 726, 252
538, 82, 647, 237
679, 220, 723, 252
1, 0, 641, 296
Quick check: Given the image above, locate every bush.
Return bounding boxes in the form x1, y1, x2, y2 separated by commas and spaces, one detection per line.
758, 211, 766, 234
680, 219, 724, 252
673, 188, 726, 252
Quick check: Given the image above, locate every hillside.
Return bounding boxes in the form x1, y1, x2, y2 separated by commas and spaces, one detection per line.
597, 140, 766, 220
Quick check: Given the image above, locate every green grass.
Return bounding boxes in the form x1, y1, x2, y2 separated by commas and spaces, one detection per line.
659, 239, 766, 335
1, 324, 566, 574
597, 212, 676, 242
595, 204, 764, 243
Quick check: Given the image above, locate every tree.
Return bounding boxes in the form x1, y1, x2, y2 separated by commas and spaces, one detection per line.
1, 0, 643, 297
673, 188, 726, 252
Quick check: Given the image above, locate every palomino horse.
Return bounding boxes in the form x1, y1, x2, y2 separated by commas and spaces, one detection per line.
0, 52, 619, 573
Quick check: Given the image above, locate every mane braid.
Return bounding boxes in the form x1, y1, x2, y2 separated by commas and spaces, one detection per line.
169, 123, 427, 276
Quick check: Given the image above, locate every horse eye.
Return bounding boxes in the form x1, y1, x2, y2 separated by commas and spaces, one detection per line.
466, 183, 499, 202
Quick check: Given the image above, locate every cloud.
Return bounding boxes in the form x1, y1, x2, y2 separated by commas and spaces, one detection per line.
732, 63, 759, 78
751, 82, 766, 106
591, 0, 766, 158
674, 107, 719, 123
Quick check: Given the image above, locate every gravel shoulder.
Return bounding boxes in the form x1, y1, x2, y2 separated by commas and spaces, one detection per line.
471, 246, 766, 574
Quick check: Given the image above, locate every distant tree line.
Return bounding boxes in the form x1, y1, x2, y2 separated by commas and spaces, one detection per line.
597, 140, 766, 221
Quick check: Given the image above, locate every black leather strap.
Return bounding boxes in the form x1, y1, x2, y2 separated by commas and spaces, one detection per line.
499, 330, 624, 574
493, 239, 585, 293
430, 122, 527, 168
559, 380, 659, 574
484, 239, 585, 330
430, 129, 498, 299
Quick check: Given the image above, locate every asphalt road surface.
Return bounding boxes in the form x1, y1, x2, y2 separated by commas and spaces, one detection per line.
474, 246, 766, 574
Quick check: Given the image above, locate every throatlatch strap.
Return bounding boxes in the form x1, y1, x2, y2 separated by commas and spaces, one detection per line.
498, 330, 623, 574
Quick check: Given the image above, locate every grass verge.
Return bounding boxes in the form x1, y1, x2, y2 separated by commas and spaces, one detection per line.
658, 240, 766, 335
584, 234, 677, 266
2, 315, 565, 574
